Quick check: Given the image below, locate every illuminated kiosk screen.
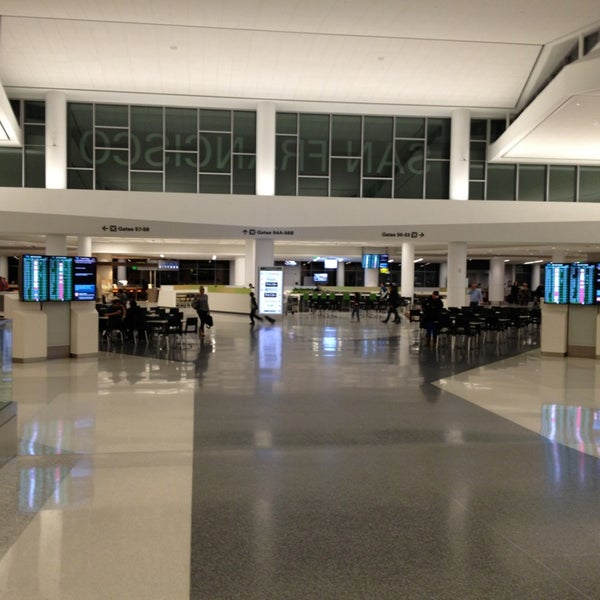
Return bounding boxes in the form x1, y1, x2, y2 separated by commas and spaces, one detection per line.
258, 267, 284, 315
73, 256, 97, 301
49, 256, 74, 301
313, 273, 328, 283
596, 265, 600, 305
543, 263, 568, 305
569, 263, 595, 305
20, 254, 49, 302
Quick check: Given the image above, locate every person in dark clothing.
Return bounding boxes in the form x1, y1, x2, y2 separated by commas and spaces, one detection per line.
421, 290, 444, 345
249, 288, 275, 325
123, 299, 147, 341
192, 286, 211, 336
381, 284, 401, 324
249, 291, 263, 326
350, 291, 361, 322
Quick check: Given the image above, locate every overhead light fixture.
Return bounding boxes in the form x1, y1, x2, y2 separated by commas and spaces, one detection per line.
414, 258, 423, 263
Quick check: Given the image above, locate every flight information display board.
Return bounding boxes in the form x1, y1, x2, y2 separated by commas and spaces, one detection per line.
73, 256, 97, 301
49, 256, 74, 301
569, 263, 596, 305
544, 263, 569, 304
20, 254, 49, 302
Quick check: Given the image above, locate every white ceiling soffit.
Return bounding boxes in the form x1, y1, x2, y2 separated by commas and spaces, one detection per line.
488, 48, 600, 165
0, 77, 21, 146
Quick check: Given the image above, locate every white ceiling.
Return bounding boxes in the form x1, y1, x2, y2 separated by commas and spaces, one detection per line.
1, 0, 599, 111
1, 1, 600, 263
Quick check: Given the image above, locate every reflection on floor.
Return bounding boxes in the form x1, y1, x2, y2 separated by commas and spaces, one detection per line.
2, 312, 600, 599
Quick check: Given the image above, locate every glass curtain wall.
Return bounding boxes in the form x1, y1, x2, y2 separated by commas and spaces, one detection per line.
275, 113, 451, 199
67, 103, 256, 194
1, 99, 600, 203
0, 100, 46, 188
469, 118, 600, 202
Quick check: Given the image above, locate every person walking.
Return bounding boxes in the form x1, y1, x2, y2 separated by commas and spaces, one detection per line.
381, 284, 401, 324
350, 291, 361, 322
192, 285, 211, 336
249, 291, 263, 326
249, 289, 275, 325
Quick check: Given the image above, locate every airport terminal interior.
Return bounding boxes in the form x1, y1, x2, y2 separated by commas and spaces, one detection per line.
2, 2, 600, 599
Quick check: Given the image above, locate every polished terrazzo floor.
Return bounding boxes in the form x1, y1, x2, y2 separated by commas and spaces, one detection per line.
1, 310, 600, 599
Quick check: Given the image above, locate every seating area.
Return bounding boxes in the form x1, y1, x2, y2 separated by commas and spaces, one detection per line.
293, 290, 390, 316
97, 303, 195, 348
415, 305, 541, 350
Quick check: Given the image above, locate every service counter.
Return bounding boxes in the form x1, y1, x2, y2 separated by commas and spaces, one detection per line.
2, 293, 98, 361
158, 285, 250, 314
541, 302, 600, 358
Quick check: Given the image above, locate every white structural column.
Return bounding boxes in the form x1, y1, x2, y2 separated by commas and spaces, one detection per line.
232, 257, 246, 286
439, 262, 448, 290
246, 239, 274, 287
46, 234, 67, 255
446, 110, 470, 307
246, 102, 277, 284
0, 256, 7, 279
489, 257, 505, 304
77, 236, 92, 257
256, 101, 276, 196
449, 109, 470, 201
400, 242, 415, 299
45, 91, 67, 190
531, 263, 541, 291
446, 242, 468, 308
336, 261, 345, 286
364, 268, 378, 287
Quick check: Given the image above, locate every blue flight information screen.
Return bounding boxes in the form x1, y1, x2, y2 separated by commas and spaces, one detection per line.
569, 263, 595, 305
544, 263, 569, 304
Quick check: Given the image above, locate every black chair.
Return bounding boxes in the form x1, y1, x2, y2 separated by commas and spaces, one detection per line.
103, 314, 124, 344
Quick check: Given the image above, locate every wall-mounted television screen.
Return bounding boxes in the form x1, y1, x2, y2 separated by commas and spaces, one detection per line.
73, 256, 97, 301
49, 256, 74, 302
20, 254, 49, 302
543, 263, 569, 305
568, 263, 596, 305
313, 273, 328, 283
